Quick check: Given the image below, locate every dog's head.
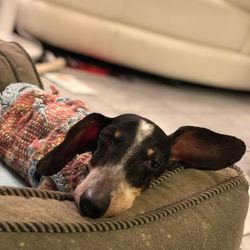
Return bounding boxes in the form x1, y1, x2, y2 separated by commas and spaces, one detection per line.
36, 113, 246, 218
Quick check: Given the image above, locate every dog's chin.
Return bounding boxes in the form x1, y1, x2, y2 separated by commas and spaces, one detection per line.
103, 183, 141, 217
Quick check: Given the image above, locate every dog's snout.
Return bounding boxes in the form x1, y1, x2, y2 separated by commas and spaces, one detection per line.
79, 188, 111, 218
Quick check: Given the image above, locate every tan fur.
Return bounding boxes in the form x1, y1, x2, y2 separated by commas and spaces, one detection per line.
147, 148, 155, 157
114, 130, 122, 138
104, 182, 141, 217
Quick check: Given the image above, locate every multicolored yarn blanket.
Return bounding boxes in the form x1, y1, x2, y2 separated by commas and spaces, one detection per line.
0, 83, 92, 192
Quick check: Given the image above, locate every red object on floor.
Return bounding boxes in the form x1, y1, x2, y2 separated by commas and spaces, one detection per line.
67, 58, 112, 76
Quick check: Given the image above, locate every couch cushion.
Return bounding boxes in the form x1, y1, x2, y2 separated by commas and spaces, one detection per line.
0, 166, 248, 250
226, 0, 250, 11
28, 0, 250, 50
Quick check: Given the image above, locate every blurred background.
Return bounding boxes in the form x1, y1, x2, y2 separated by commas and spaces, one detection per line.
0, 0, 250, 248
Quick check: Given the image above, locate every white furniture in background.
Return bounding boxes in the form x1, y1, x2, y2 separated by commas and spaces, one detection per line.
16, 0, 250, 90
0, 0, 42, 61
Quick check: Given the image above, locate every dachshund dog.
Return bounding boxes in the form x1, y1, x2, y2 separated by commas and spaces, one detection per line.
0, 83, 246, 218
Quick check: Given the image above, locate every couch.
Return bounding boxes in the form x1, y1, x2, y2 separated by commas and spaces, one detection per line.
16, 0, 250, 90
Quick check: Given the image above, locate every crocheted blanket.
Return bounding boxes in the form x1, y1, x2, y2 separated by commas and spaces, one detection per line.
0, 83, 92, 192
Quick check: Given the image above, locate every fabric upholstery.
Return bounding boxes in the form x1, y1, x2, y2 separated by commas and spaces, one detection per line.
0, 40, 42, 92
23, 0, 250, 51
0, 166, 248, 250
226, 0, 250, 11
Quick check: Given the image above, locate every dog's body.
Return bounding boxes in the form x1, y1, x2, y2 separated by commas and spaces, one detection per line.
0, 83, 246, 218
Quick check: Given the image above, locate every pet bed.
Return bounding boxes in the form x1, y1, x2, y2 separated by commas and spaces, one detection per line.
0, 166, 248, 250
0, 40, 249, 250
0, 40, 43, 92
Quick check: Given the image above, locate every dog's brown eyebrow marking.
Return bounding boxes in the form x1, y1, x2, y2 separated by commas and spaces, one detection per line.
114, 130, 122, 138
147, 148, 155, 157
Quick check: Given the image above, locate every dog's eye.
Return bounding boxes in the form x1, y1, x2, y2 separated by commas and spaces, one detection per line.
144, 160, 160, 170
150, 160, 160, 169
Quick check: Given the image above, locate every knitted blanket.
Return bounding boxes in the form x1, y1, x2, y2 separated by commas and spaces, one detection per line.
0, 83, 92, 192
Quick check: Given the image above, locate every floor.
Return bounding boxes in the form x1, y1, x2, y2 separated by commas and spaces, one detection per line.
0, 67, 249, 248
54, 68, 250, 175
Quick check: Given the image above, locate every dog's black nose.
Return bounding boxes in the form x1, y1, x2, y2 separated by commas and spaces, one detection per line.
79, 188, 111, 219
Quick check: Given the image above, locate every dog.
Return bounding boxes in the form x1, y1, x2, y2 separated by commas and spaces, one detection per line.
0, 83, 246, 218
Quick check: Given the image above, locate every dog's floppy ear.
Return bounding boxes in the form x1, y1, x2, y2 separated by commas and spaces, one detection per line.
36, 113, 113, 176
168, 126, 246, 170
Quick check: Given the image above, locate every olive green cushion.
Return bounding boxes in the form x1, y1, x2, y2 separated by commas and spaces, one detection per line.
0, 166, 248, 250
0, 39, 248, 250
0, 40, 42, 92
